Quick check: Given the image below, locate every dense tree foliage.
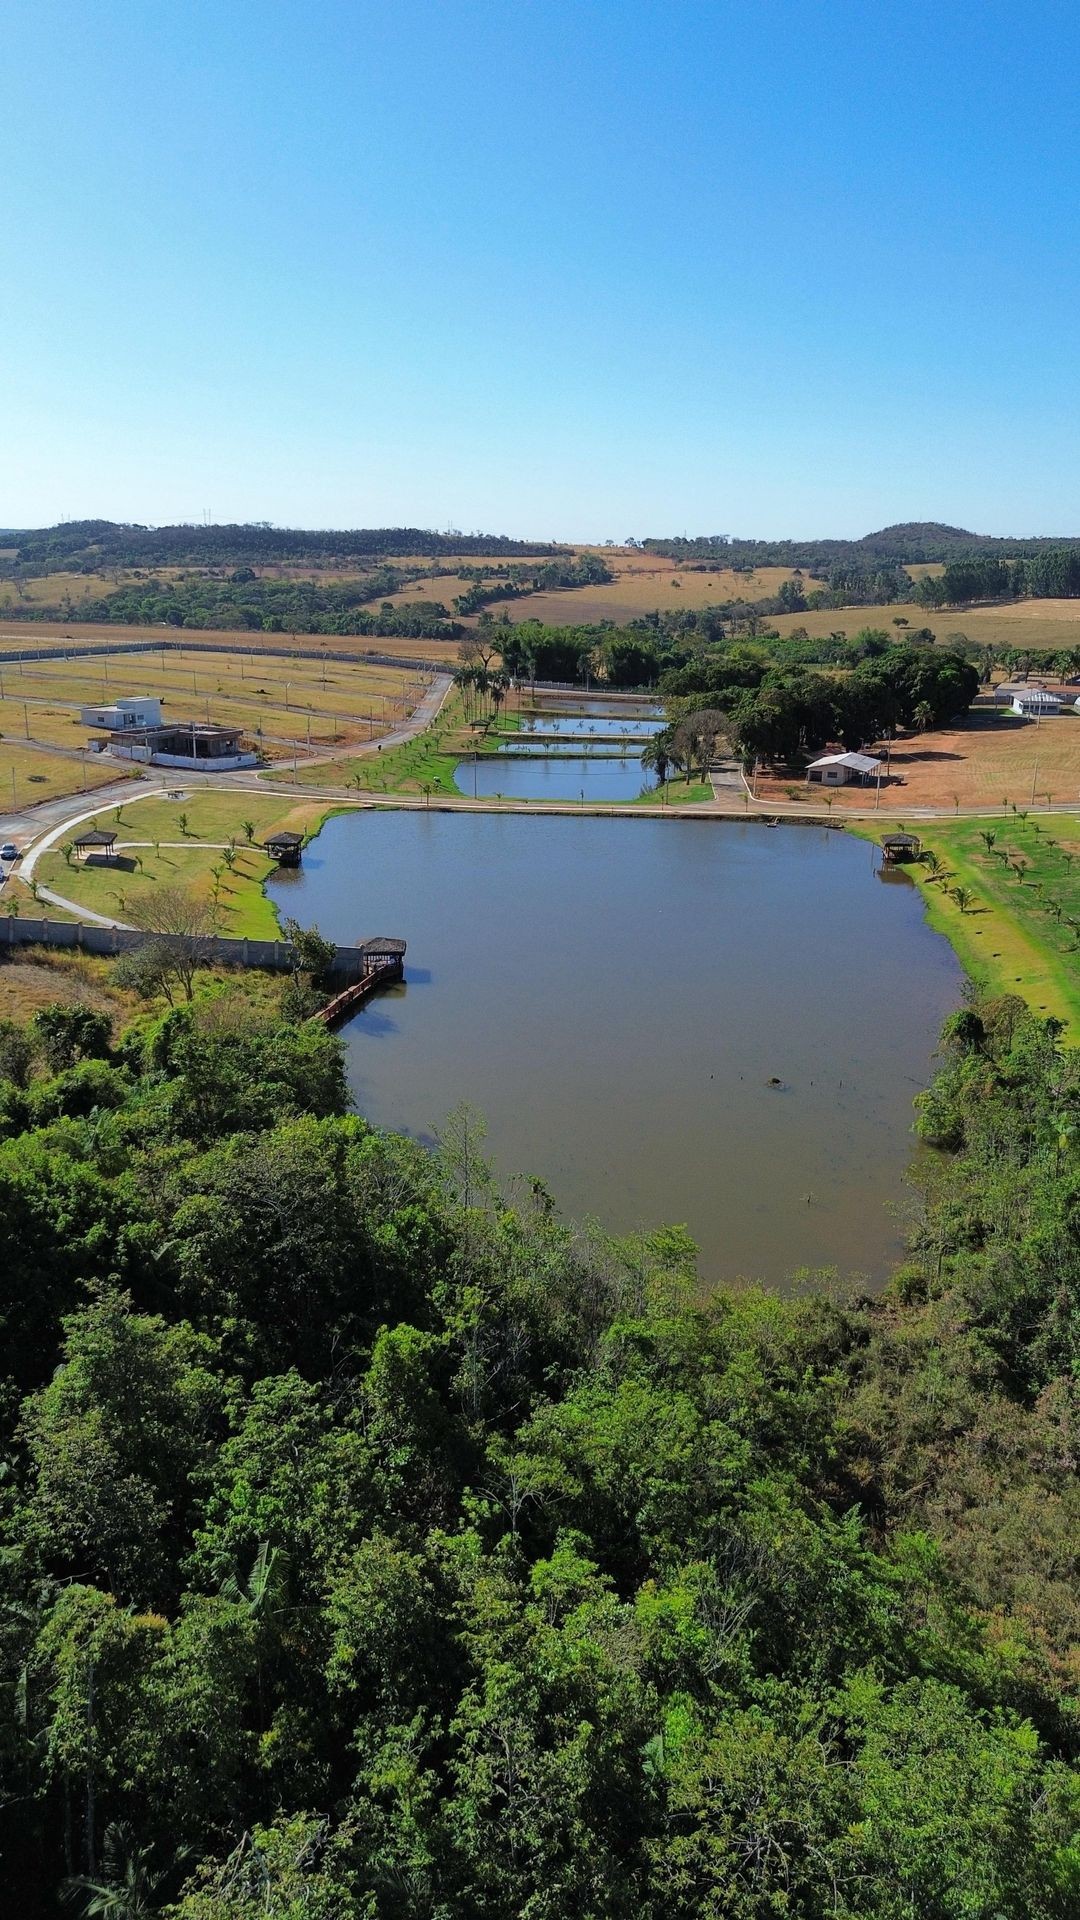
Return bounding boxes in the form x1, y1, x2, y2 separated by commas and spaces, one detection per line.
653, 644, 978, 768
11, 572, 462, 638
0, 976, 1078, 1915
2, 522, 554, 571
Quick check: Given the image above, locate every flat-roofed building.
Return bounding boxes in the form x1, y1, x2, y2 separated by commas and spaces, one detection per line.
106, 722, 257, 770
81, 696, 163, 730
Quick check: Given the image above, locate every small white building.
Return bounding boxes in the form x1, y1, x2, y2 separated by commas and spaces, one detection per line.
1011, 689, 1063, 718
806, 750, 882, 787
81, 696, 163, 731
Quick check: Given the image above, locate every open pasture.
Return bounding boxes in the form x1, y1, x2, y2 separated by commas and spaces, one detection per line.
769, 598, 1080, 653
477, 564, 813, 627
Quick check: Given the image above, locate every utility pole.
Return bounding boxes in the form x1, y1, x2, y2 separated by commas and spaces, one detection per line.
1031, 756, 1039, 806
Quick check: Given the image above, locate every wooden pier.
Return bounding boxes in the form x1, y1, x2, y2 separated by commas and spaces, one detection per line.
313, 938, 406, 1029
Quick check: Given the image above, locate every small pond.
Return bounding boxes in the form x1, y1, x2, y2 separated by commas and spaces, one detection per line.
454, 753, 656, 802
515, 714, 662, 738
269, 813, 961, 1285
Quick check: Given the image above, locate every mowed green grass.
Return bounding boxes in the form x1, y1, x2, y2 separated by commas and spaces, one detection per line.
30, 792, 333, 939
857, 813, 1080, 1032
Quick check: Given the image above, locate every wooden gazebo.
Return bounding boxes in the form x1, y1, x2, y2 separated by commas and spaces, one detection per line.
264, 830, 304, 867
73, 829, 117, 863
359, 937, 407, 980
881, 832, 921, 864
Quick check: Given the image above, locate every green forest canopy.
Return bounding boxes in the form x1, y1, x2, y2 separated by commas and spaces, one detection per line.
0, 979, 1078, 1916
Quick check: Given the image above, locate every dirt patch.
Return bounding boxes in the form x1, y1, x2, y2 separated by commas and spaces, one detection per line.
755, 709, 1080, 813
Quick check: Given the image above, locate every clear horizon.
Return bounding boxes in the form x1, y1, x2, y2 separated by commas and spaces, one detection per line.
6, 0, 1080, 540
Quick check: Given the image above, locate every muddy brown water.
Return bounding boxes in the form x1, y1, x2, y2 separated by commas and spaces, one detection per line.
269, 812, 961, 1286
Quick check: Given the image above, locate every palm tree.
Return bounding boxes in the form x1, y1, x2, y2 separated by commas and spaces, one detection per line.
641, 735, 671, 791
241, 818, 255, 843
952, 885, 972, 913
979, 829, 997, 856
62, 1822, 165, 1919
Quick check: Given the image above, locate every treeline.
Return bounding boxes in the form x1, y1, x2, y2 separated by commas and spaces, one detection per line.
16, 573, 461, 639
919, 547, 1080, 606
0, 971, 1078, 1915
4, 521, 556, 573
657, 644, 979, 764
643, 519, 1080, 569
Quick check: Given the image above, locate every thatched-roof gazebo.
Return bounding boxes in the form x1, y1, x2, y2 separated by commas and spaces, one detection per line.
881, 832, 920, 863
264, 831, 304, 867
359, 937, 407, 978
73, 828, 118, 863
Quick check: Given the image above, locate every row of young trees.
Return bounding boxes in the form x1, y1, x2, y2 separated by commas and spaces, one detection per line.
0, 975, 1078, 1916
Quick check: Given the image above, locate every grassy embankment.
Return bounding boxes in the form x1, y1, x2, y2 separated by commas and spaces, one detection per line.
23, 792, 331, 939
854, 813, 1080, 1031
267, 692, 500, 798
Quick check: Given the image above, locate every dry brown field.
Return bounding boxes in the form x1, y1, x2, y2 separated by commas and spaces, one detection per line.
754, 707, 1080, 813
0, 741, 133, 808
474, 564, 810, 627
0, 618, 461, 665
768, 599, 1080, 653
8, 648, 429, 759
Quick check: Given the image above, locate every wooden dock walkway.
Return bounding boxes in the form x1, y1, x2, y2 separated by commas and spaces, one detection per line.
312, 938, 406, 1029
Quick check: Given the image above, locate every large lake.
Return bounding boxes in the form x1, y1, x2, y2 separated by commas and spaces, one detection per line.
270, 813, 961, 1285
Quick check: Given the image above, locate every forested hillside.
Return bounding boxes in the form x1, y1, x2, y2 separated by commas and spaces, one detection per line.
2, 522, 555, 571
0, 984, 1078, 1917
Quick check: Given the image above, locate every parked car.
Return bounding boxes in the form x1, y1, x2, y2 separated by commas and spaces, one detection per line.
1, 844, 21, 862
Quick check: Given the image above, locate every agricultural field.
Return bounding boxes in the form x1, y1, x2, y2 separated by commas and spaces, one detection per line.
473, 564, 814, 627
862, 812, 1080, 1031
755, 707, 1080, 815
25, 791, 329, 940
769, 597, 1080, 653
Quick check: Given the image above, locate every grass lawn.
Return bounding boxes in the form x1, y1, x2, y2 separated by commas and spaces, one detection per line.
32, 792, 333, 939
853, 814, 1080, 1033
268, 692, 475, 796
629, 779, 713, 807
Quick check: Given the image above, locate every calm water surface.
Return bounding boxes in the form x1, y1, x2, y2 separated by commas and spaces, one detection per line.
516, 714, 661, 738
270, 815, 960, 1285
454, 754, 655, 801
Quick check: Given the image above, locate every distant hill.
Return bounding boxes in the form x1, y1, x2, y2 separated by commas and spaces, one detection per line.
643, 522, 1080, 570
3, 521, 557, 572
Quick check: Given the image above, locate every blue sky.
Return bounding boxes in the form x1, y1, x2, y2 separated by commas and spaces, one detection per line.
4, 0, 1080, 538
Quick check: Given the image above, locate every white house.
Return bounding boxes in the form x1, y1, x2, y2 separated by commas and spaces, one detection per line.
81, 696, 163, 731
1011, 689, 1063, 718
806, 750, 882, 787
